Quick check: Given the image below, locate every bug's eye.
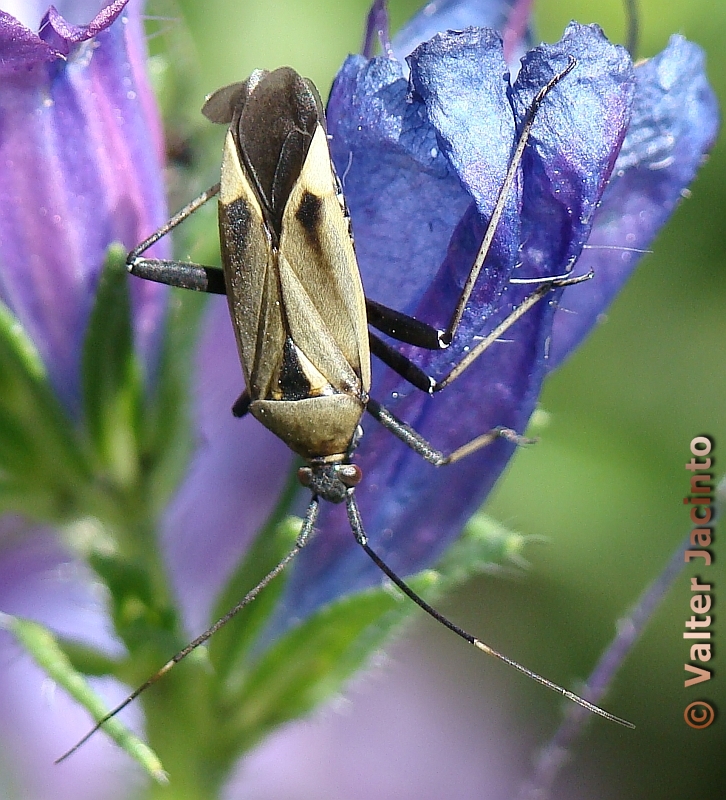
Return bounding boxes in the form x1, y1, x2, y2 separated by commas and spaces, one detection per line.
298, 467, 313, 486
338, 464, 362, 488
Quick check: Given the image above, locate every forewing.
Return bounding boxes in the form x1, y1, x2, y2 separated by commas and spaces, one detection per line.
218, 130, 284, 400
279, 124, 371, 391
234, 68, 322, 234
276, 249, 362, 396
218, 70, 370, 404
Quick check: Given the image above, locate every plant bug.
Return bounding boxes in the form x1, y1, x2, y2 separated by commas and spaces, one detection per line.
57, 59, 633, 763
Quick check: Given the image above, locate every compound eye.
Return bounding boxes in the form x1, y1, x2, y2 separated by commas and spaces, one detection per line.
298, 467, 313, 487
338, 464, 362, 488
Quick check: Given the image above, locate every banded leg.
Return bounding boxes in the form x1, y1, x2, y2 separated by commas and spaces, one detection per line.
366, 398, 532, 466
371, 271, 592, 394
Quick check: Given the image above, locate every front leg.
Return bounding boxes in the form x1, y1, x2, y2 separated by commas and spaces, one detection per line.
128, 257, 227, 294
127, 183, 227, 295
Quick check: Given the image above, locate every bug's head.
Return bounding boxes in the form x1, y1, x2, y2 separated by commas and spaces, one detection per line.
298, 460, 362, 504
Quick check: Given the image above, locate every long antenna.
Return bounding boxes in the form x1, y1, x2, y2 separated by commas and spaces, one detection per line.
55, 498, 320, 764
346, 495, 635, 729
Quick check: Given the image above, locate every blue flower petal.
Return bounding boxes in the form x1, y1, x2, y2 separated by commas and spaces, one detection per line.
548, 35, 720, 367
512, 22, 634, 283
328, 54, 473, 312
410, 28, 515, 218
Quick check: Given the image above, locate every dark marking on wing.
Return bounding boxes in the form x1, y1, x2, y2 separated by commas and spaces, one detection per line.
220, 196, 252, 252
277, 336, 312, 401
295, 190, 323, 248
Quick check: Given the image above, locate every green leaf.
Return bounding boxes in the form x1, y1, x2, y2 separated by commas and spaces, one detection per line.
0, 299, 91, 519
82, 244, 144, 489
217, 571, 438, 754
55, 638, 122, 677
88, 550, 178, 656
0, 613, 166, 783
436, 512, 529, 588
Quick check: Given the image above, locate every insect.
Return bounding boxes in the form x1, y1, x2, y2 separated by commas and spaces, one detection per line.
58, 60, 632, 762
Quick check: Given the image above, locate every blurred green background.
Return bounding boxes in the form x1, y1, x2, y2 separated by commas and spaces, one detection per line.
155, 0, 725, 797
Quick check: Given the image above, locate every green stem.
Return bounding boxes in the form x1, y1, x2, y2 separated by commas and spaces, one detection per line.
86, 489, 244, 797
142, 656, 224, 800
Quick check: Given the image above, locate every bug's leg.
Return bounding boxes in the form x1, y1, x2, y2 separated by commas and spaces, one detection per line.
435, 271, 591, 392
129, 183, 219, 260
232, 390, 251, 418
369, 271, 592, 394
344, 493, 633, 729
127, 183, 227, 294
366, 58, 578, 354
366, 298, 441, 349
55, 495, 320, 763
367, 397, 532, 465
368, 332, 434, 392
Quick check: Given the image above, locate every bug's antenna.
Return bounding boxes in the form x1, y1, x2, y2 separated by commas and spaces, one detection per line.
345, 494, 635, 729
55, 497, 320, 764
624, 0, 639, 58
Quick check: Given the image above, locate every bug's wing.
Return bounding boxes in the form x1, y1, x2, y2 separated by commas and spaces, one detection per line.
279, 124, 371, 393
218, 130, 285, 400
218, 68, 369, 403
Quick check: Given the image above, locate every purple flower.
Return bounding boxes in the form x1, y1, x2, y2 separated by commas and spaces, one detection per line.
0, 0, 168, 415
0, 1, 169, 796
